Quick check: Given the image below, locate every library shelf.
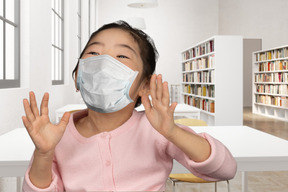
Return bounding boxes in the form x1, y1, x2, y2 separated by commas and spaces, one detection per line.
252, 45, 288, 122
181, 36, 243, 126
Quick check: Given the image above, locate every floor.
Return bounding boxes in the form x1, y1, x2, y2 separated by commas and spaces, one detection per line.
165, 107, 288, 192
243, 107, 288, 141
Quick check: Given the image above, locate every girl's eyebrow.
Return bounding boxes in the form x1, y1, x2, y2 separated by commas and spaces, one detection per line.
116, 44, 137, 56
87, 41, 104, 48
86, 41, 137, 56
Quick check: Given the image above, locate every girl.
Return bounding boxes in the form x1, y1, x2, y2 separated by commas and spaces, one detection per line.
22, 21, 237, 191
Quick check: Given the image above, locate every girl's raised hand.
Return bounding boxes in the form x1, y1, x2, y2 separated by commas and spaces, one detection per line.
141, 74, 177, 139
22, 92, 70, 155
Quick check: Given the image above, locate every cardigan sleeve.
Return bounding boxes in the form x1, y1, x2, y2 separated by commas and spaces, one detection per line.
22, 157, 64, 192
166, 125, 237, 181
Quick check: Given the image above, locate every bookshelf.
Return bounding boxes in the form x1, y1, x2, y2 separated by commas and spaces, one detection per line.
181, 36, 243, 126
253, 45, 288, 121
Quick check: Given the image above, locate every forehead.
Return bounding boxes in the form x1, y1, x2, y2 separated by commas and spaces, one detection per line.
90, 28, 140, 51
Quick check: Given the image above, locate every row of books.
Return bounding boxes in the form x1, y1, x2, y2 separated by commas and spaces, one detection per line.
256, 84, 288, 95
255, 72, 288, 83
183, 71, 215, 83
258, 60, 287, 71
182, 55, 215, 71
183, 84, 215, 98
255, 95, 288, 107
184, 95, 215, 113
182, 40, 214, 60
256, 47, 288, 61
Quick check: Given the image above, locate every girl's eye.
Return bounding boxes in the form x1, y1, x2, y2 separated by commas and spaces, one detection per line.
117, 55, 129, 59
88, 52, 99, 56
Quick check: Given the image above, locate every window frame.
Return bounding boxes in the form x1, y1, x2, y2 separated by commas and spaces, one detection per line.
0, 0, 20, 89
51, 0, 64, 85
77, 0, 81, 56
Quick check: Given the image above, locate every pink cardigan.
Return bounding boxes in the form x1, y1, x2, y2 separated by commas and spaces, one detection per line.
23, 109, 237, 191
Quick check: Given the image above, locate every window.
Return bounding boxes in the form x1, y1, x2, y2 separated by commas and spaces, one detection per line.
0, 0, 20, 89
51, 0, 64, 85
77, 0, 81, 56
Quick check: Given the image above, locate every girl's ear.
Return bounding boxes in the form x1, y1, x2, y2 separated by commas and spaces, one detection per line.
74, 70, 79, 91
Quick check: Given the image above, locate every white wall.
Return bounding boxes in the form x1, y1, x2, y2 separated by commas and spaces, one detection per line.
0, 0, 82, 135
218, 0, 288, 50
97, 0, 288, 107
97, 0, 219, 85
218, 0, 288, 106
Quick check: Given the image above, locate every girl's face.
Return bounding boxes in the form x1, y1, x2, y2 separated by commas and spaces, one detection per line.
76, 28, 147, 105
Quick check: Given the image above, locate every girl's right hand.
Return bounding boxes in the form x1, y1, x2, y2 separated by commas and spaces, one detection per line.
22, 91, 70, 156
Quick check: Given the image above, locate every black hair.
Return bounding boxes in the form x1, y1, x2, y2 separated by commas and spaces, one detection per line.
72, 20, 158, 107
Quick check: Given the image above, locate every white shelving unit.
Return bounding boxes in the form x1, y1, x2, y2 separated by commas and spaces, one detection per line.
181, 36, 243, 126
252, 45, 288, 121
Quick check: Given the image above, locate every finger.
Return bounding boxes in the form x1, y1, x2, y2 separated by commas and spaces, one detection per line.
168, 102, 178, 117
162, 81, 170, 106
141, 91, 152, 112
23, 98, 35, 122
150, 74, 157, 101
29, 91, 40, 117
58, 112, 71, 130
156, 74, 163, 100
22, 116, 32, 133
40, 92, 49, 116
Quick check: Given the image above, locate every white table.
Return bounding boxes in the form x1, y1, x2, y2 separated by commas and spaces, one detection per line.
1, 126, 288, 192
171, 126, 288, 192
55, 104, 88, 123
135, 103, 201, 119
0, 128, 34, 191
55, 103, 201, 123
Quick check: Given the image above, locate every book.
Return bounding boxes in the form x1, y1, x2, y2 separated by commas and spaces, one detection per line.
202, 85, 207, 96
210, 101, 215, 113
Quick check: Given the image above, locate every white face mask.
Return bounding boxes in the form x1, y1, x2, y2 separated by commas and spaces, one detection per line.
77, 55, 139, 113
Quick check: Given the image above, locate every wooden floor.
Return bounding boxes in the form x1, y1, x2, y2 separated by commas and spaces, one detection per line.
166, 107, 288, 192
243, 107, 288, 140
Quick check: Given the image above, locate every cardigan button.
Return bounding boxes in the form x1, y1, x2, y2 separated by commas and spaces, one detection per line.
105, 160, 111, 167
101, 132, 111, 139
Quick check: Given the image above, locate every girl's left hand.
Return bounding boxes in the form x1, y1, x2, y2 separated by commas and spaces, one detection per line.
141, 74, 177, 139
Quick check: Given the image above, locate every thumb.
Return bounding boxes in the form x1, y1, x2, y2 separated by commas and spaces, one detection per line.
58, 112, 71, 130
169, 102, 178, 117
